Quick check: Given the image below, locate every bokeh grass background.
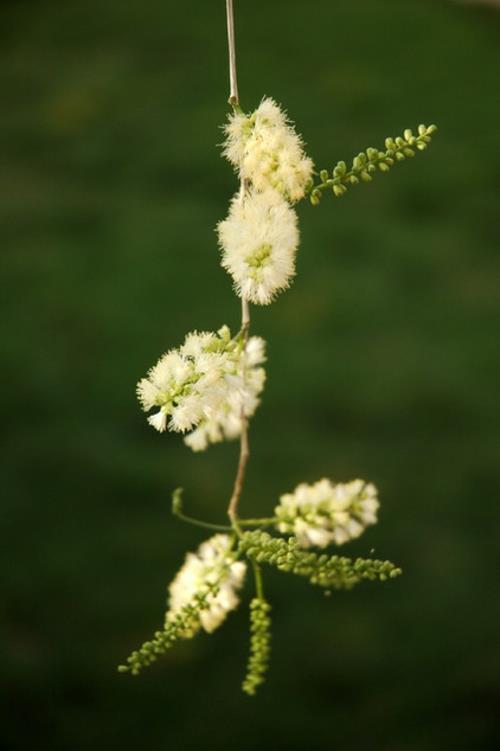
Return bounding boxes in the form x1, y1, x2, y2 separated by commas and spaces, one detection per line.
2, 0, 500, 749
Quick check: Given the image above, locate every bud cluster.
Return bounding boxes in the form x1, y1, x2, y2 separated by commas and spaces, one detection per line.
238, 530, 402, 590
309, 123, 438, 204
242, 597, 272, 696
118, 586, 217, 675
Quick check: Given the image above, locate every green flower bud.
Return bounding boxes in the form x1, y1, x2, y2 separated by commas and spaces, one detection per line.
310, 189, 321, 206
333, 160, 347, 177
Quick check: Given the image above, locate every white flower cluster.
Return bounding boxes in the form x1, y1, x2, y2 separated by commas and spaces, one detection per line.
137, 325, 266, 451
217, 189, 299, 305
218, 97, 313, 306
274, 478, 380, 548
223, 97, 314, 203
167, 534, 247, 634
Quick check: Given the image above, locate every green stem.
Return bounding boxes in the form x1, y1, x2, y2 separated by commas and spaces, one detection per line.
171, 488, 277, 533
171, 488, 232, 531
173, 510, 232, 532
239, 517, 277, 528
252, 560, 264, 599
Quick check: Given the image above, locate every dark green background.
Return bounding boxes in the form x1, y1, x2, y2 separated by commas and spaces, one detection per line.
2, 0, 499, 749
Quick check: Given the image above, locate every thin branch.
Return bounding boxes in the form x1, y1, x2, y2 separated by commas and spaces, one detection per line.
239, 516, 277, 528
227, 294, 250, 527
173, 511, 233, 533
227, 371, 250, 527
172, 488, 276, 532
171, 488, 232, 531
225, 0, 239, 106
241, 297, 250, 333
225, 0, 250, 529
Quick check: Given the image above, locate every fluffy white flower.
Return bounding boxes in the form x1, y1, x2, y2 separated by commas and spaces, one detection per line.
217, 189, 299, 305
147, 410, 167, 432
274, 478, 380, 548
223, 97, 314, 203
184, 335, 266, 452
167, 534, 247, 634
137, 326, 266, 451
245, 336, 266, 367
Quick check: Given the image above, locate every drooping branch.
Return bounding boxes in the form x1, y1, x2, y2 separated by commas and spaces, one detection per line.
225, 0, 251, 527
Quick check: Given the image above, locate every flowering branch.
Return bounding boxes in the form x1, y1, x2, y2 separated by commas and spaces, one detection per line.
119, 0, 438, 697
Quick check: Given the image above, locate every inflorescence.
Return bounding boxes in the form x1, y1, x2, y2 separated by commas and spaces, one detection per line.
242, 597, 272, 696
238, 530, 402, 590
137, 325, 266, 451
275, 478, 380, 548
308, 124, 438, 204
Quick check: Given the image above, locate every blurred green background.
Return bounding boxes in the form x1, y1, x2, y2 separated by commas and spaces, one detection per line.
2, 0, 500, 749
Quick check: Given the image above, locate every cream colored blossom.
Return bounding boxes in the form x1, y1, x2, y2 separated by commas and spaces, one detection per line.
223, 97, 314, 203
184, 338, 266, 452
217, 188, 299, 305
275, 478, 380, 548
167, 534, 247, 634
137, 326, 266, 451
